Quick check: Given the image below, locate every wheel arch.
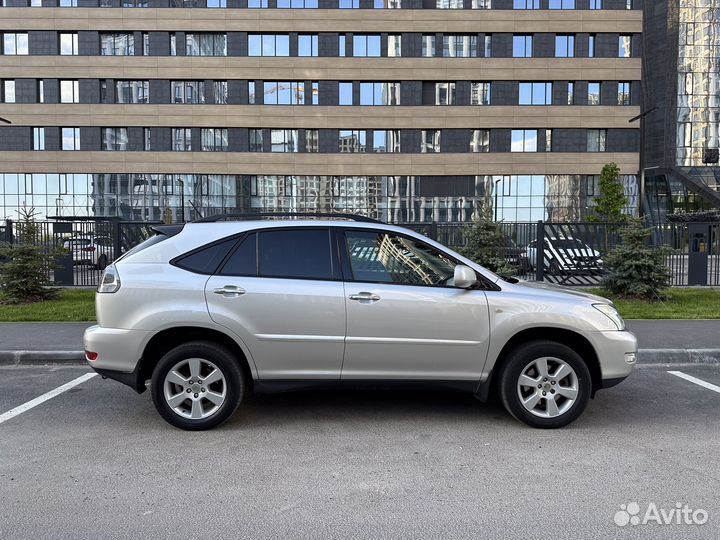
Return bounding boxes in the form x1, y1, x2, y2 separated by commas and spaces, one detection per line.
479, 327, 601, 400
138, 326, 255, 393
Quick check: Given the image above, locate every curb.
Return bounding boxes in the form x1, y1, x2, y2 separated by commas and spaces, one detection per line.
1, 349, 720, 367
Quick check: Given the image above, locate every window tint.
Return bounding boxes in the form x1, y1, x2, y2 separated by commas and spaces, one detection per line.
345, 231, 457, 287
175, 238, 237, 274
258, 229, 332, 280
220, 234, 257, 276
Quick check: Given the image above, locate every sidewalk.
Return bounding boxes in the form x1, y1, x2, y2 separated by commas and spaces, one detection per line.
0, 321, 718, 365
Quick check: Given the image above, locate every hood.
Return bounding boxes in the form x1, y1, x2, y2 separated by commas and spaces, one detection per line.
511, 280, 611, 303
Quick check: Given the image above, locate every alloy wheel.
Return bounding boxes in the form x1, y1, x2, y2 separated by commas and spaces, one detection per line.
516, 357, 579, 418
163, 357, 227, 420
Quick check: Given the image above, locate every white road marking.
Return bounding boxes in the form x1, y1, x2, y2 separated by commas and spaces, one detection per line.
668, 371, 720, 394
0, 372, 97, 425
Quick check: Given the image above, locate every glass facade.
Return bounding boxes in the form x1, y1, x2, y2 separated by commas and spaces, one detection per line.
0, 173, 637, 224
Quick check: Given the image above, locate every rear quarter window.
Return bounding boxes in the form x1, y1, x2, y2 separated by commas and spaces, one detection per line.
174, 237, 239, 275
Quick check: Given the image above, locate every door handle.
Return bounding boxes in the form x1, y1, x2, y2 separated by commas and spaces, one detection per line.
348, 292, 381, 303
213, 285, 246, 297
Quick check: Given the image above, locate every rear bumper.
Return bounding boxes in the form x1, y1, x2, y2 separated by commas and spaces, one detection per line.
83, 325, 149, 374
92, 365, 146, 393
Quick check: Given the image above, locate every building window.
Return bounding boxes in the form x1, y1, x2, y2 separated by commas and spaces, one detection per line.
170, 33, 176, 56
546, 129, 552, 152
62, 127, 80, 151
422, 35, 435, 58
102, 128, 128, 151
619, 34, 632, 58
421, 130, 441, 153
172, 128, 192, 151
443, 35, 478, 58
372, 130, 400, 153
555, 35, 574, 58
435, 82, 455, 105
617, 82, 631, 105
352, 35, 381, 57
60, 80, 80, 103
339, 130, 367, 153
248, 34, 290, 57
519, 82, 552, 105
513, 35, 533, 58
38, 80, 44, 103
214, 81, 228, 104
484, 35, 492, 57
339, 35, 346, 57
470, 82, 491, 105
587, 129, 607, 152
263, 82, 307, 105
172, 81, 205, 104
549, 0, 574, 8
339, 82, 353, 105
388, 35, 402, 57
511, 129, 538, 152
248, 82, 256, 104
33, 128, 45, 151
186, 34, 227, 56
469, 129, 489, 153
116, 81, 149, 104
472, 0, 491, 7
298, 34, 318, 57
436, 0, 462, 9
513, 0, 539, 8
625, 0, 632, 9
270, 129, 299, 152
590, 0, 601, 8
567, 82, 574, 105
201, 128, 228, 151
142, 32, 149, 55
360, 82, 400, 105
2, 33, 29, 56
59, 33, 79, 56
249, 129, 263, 152
1, 80, 15, 103
206, 0, 227, 6
100, 33, 134, 56
143, 128, 151, 151
339, 0, 359, 7
306, 129, 319, 153
248, 0, 269, 6
588, 82, 601, 105
588, 34, 595, 58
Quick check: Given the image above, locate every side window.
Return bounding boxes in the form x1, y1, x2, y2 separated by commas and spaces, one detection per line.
345, 231, 457, 287
258, 229, 332, 280
174, 237, 238, 274
219, 233, 257, 276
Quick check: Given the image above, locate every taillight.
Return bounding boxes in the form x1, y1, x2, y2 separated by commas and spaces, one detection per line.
85, 351, 98, 362
97, 265, 121, 293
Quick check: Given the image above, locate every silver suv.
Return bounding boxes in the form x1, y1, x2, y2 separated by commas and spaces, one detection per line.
84, 214, 637, 431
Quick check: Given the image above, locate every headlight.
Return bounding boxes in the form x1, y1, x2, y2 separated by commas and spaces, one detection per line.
97, 265, 121, 293
593, 303, 624, 331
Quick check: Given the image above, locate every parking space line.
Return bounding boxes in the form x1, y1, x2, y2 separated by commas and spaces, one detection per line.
0, 372, 97, 425
668, 371, 720, 394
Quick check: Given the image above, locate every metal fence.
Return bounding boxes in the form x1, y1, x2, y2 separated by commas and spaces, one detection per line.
3, 218, 720, 287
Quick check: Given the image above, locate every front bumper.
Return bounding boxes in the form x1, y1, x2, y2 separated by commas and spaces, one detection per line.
589, 330, 638, 384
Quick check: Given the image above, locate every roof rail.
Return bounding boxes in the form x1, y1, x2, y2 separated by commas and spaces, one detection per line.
191, 212, 382, 224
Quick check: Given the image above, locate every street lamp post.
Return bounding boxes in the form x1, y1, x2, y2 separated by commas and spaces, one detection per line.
629, 106, 658, 217
494, 177, 502, 222
178, 178, 185, 223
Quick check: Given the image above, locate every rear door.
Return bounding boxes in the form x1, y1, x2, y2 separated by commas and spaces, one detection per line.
204, 227, 346, 380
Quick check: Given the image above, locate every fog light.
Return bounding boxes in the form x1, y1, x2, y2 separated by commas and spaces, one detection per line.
624, 352, 637, 365
85, 350, 98, 362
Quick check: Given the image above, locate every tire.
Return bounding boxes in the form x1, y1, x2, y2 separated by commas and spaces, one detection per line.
96, 254, 108, 271
498, 340, 591, 429
150, 341, 245, 431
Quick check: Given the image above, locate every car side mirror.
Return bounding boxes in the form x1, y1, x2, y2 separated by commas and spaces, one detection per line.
453, 265, 477, 289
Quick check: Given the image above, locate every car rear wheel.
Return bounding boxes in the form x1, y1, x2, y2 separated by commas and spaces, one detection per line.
498, 340, 591, 429
150, 341, 245, 431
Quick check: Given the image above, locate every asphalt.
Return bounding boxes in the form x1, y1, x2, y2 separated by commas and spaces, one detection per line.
0, 363, 719, 540
0, 321, 719, 365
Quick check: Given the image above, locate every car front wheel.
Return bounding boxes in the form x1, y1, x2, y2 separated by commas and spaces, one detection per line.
498, 340, 591, 429
150, 341, 245, 431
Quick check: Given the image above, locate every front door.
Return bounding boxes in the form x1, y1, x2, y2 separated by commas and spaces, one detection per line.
340, 229, 490, 381
205, 228, 346, 380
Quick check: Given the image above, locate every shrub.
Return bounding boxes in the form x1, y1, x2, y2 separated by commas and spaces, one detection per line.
460, 205, 516, 278
601, 217, 673, 299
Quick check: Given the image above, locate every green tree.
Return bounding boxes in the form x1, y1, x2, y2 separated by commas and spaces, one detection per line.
601, 217, 673, 299
590, 162, 628, 223
0, 208, 60, 304
460, 205, 516, 278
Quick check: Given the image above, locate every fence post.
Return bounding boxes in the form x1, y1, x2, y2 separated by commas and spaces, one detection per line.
113, 221, 122, 260
536, 220, 545, 282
